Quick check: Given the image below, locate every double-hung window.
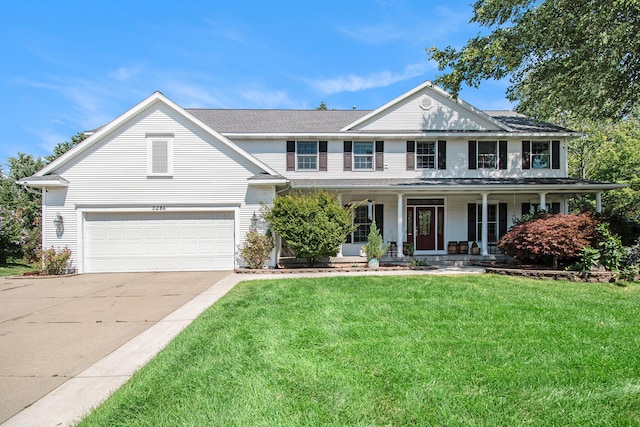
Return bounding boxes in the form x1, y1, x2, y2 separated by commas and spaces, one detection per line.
296, 141, 318, 170
477, 204, 498, 243
477, 141, 497, 169
416, 141, 436, 169
531, 141, 550, 169
353, 205, 371, 243
353, 141, 374, 170
147, 135, 173, 176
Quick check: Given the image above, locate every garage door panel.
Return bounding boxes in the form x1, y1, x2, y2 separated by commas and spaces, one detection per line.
85, 212, 235, 272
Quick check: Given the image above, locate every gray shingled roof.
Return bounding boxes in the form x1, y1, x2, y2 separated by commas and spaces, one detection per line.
186, 108, 572, 134
187, 109, 369, 133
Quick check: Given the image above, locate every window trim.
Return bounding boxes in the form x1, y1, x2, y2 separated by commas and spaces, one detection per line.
477, 140, 498, 169
296, 140, 319, 171
530, 140, 551, 169
352, 205, 371, 243
416, 141, 437, 170
146, 135, 174, 177
353, 141, 374, 171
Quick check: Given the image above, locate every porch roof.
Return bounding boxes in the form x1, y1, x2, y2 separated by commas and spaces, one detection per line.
288, 177, 624, 193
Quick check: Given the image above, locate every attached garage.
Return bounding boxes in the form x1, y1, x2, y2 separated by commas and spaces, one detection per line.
84, 211, 235, 273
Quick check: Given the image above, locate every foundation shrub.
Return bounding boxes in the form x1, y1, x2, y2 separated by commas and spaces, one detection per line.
498, 213, 600, 268
239, 231, 274, 269
41, 246, 72, 275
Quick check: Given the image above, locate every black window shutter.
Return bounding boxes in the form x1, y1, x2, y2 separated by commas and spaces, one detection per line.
374, 204, 384, 239
552, 140, 560, 169
468, 203, 477, 241
375, 141, 384, 171
343, 141, 352, 171
468, 141, 477, 170
522, 141, 531, 169
286, 140, 295, 171
438, 140, 446, 170
521, 203, 531, 216
499, 203, 508, 238
319, 141, 327, 171
499, 140, 508, 170
551, 202, 561, 214
406, 141, 415, 170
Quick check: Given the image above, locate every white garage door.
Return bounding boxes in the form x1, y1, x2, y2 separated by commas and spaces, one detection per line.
84, 211, 235, 272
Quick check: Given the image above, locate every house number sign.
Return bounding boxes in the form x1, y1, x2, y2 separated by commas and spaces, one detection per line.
151, 206, 167, 211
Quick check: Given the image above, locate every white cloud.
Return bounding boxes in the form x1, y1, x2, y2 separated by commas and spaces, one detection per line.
162, 80, 228, 108
109, 65, 144, 82
310, 62, 435, 95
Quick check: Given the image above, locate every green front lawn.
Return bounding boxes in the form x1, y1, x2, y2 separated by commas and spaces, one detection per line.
0, 262, 37, 276
79, 275, 640, 426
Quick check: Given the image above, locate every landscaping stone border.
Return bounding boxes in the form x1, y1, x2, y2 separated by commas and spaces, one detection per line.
235, 265, 438, 274
485, 267, 616, 283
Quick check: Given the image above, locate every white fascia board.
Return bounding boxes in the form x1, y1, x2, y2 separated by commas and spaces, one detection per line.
223, 132, 582, 140
37, 92, 279, 177
17, 177, 69, 188
338, 80, 513, 132
290, 183, 625, 193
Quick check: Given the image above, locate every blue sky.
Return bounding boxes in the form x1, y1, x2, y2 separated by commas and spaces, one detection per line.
0, 0, 513, 169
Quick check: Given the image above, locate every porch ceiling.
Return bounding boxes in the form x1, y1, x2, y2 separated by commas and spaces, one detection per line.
288, 177, 624, 194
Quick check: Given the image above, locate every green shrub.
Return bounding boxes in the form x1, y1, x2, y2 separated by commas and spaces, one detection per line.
574, 246, 601, 271
596, 223, 625, 272
363, 221, 389, 260
263, 191, 356, 266
0, 207, 26, 264
41, 246, 72, 275
239, 231, 274, 269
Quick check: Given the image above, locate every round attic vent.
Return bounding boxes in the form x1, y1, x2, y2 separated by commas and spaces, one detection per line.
419, 96, 433, 110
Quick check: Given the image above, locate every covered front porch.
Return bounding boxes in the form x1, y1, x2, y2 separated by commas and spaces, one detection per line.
285, 178, 623, 259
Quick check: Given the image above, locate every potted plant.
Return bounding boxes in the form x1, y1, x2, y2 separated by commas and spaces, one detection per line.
364, 221, 389, 268
403, 242, 414, 257
470, 241, 480, 255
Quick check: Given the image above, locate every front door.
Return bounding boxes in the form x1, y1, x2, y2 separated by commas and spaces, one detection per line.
416, 207, 436, 251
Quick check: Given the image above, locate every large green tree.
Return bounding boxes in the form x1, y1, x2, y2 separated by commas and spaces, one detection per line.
568, 114, 640, 221
45, 132, 87, 163
428, 0, 640, 122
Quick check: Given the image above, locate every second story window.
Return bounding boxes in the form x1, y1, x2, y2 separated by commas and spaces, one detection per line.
531, 141, 550, 169
287, 140, 327, 171
296, 141, 317, 170
522, 140, 560, 170
468, 140, 507, 170
353, 141, 374, 170
416, 141, 436, 169
477, 141, 497, 169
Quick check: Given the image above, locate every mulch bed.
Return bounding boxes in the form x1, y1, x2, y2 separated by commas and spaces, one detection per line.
235, 265, 437, 274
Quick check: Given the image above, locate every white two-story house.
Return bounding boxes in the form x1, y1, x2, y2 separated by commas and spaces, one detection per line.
20, 81, 622, 272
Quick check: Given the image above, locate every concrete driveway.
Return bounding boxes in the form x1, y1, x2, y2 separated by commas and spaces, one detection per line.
0, 271, 231, 424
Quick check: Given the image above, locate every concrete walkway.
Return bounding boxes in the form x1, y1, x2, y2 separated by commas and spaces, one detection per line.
1, 266, 484, 427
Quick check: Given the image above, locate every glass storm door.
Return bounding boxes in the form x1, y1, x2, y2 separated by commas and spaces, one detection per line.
416, 207, 436, 250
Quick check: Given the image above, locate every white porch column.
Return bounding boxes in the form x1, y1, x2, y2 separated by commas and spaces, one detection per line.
539, 192, 547, 212
595, 192, 602, 213
481, 193, 489, 256
337, 193, 343, 257
397, 193, 404, 258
